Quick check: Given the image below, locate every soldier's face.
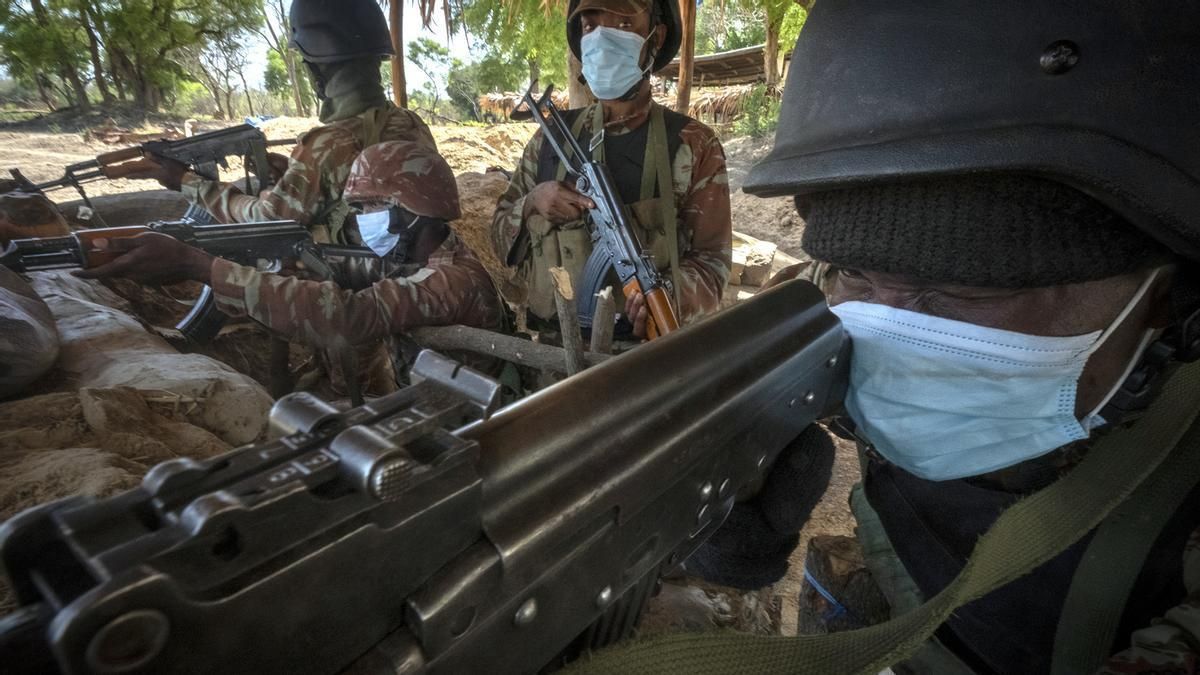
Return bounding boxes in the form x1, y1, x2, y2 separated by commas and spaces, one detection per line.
826, 265, 1175, 418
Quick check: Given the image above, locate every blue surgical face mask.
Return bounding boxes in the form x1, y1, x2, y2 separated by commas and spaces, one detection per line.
355, 209, 400, 257
581, 26, 651, 100
830, 268, 1161, 481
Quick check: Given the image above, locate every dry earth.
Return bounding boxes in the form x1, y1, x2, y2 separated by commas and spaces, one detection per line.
0, 115, 852, 636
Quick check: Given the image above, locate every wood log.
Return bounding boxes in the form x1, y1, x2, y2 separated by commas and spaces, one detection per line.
550, 266, 586, 376
408, 325, 611, 374
797, 535, 890, 635
589, 286, 615, 355
675, 0, 697, 114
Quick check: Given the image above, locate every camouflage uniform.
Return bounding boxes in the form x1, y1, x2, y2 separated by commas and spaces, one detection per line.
180, 105, 436, 243
491, 101, 731, 327
207, 232, 502, 349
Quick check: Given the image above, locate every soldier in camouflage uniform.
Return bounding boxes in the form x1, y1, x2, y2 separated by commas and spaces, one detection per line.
716, 2, 1200, 673
492, 0, 730, 339
117, 0, 436, 245
76, 141, 503, 388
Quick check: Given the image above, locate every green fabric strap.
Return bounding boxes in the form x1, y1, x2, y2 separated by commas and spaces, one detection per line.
1052, 385, 1200, 674
648, 105, 683, 315
570, 360, 1200, 675
554, 105, 596, 183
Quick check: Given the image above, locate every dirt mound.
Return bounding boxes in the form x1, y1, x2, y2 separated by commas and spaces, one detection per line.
433, 124, 536, 175
454, 170, 524, 302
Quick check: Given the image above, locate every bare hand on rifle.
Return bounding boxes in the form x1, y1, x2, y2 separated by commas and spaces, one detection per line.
267, 152, 290, 182
524, 180, 595, 225
72, 232, 213, 285
624, 290, 649, 338
105, 154, 189, 191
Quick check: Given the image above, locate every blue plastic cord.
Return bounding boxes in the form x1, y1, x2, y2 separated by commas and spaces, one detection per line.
802, 563, 865, 626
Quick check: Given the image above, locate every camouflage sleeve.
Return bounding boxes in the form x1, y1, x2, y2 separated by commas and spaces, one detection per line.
1097, 529, 1200, 674
490, 130, 543, 266
673, 119, 732, 324
207, 255, 500, 348
180, 127, 359, 225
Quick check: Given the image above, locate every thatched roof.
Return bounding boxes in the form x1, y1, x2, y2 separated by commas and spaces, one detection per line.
657, 44, 790, 86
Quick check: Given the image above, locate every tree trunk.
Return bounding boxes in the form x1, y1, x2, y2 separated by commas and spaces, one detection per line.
528, 58, 540, 89
79, 3, 113, 104
566, 53, 593, 108
239, 71, 256, 117
283, 52, 308, 116
764, 19, 781, 88
34, 75, 58, 111
675, 0, 696, 114
29, 0, 89, 111
388, 0, 408, 108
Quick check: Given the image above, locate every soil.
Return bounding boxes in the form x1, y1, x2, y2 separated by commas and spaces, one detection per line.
0, 115, 853, 637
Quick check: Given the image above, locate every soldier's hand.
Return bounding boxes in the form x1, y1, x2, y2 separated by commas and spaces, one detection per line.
625, 290, 648, 339
73, 232, 214, 285
266, 152, 290, 181
103, 155, 189, 191
525, 181, 595, 225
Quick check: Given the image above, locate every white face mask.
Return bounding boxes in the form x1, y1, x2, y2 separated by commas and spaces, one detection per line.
355, 209, 400, 257
581, 26, 651, 100
830, 267, 1162, 481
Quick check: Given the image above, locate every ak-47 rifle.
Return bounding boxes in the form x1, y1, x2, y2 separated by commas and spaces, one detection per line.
7, 123, 290, 210
0, 279, 848, 675
520, 84, 681, 339
0, 220, 374, 343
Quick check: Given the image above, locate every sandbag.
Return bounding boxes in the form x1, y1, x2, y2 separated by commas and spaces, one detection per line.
0, 267, 60, 399
27, 271, 272, 445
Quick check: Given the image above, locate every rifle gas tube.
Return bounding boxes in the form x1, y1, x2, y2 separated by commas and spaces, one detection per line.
520, 84, 681, 339
0, 279, 848, 675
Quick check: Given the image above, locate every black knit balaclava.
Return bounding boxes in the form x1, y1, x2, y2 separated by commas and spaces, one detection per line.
307, 57, 389, 123
801, 175, 1166, 288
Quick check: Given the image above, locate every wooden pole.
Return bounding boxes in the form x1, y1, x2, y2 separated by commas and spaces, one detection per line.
550, 267, 587, 376
675, 0, 696, 114
389, 0, 408, 108
589, 286, 616, 355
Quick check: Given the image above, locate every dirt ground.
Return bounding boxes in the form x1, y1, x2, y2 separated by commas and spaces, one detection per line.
0, 114, 852, 635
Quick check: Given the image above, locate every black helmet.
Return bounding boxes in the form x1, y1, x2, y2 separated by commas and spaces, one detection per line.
567, 0, 681, 73
289, 0, 393, 64
744, 1, 1200, 264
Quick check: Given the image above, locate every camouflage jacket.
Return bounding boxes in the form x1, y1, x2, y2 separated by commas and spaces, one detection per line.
491, 103, 731, 325
181, 105, 436, 237
208, 232, 503, 348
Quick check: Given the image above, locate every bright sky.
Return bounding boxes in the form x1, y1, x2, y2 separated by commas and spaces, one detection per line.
244, 1, 473, 92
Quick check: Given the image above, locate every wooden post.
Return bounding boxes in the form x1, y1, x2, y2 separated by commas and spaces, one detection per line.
550, 267, 586, 376
567, 53, 595, 109
675, 0, 696, 114
589, 286, 616, 355
389, 0, 408, 108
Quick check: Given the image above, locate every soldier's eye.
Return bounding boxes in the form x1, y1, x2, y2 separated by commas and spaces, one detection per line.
838, 268, 866, 281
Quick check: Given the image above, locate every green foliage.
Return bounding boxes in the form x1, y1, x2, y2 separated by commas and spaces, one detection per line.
0, 0, 262, 111
264, 50, 290, 97
732, 84, 780, 138
695, 2, 765, 56
779, 4, 809, 50
458, 0, 568, 90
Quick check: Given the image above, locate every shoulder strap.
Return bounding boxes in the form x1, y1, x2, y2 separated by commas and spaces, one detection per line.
1051, 396, 1200, 673
570, 361, 1200, 675
554, 105, 596, 183
646, 105, 683, 314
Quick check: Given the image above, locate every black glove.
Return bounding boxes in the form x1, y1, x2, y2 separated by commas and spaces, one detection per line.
683, 424, 836, 590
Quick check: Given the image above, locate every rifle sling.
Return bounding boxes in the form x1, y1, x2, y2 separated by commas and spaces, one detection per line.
570, 360, 1200, 675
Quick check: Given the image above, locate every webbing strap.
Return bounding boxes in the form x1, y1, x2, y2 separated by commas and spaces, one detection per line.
570, 361, 1200, 675
554, 105, 595, 183
1052, 384, 1200, 674
649, 105, 684, 315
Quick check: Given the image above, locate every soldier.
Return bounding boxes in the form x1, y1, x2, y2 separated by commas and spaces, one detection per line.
491, 0, 731, 340
117, 0, 436, 245
719, 1, 1200, 672
74, 141, 503, 387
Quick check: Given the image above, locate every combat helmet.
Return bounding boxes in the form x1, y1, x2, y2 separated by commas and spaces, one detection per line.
289, 0, 394, 64
344, 141, 462, 222
566, 0, 681, 73
744, 0, 1200, 267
